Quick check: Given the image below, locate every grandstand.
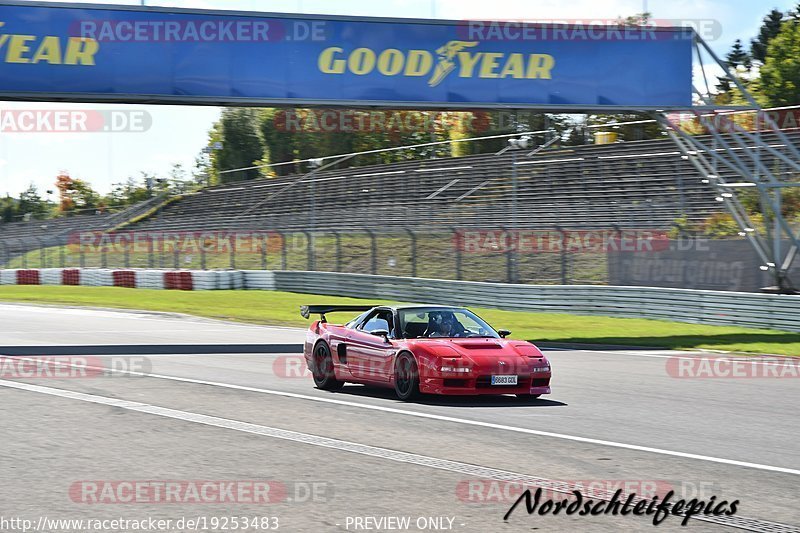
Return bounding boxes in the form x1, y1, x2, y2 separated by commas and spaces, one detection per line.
125, 130, 800, 234
0, 196, 163, 263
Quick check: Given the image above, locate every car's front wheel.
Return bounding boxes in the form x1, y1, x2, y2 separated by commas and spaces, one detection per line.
394, 352, 420, 401
311, 342, 344, 391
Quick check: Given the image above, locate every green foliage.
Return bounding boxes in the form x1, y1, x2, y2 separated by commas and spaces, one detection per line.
751, 9, 785, 63
18, 183, 51, 220
758, 17, 800, 106
700, 212, 742, 238
212, 108, 264, 183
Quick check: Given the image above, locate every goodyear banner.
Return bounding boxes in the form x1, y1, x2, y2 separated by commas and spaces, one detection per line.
0, 2, 693, 108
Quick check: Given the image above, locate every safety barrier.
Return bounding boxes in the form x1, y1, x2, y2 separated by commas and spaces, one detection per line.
0, 269, 798, 332
267, 271, 800, 333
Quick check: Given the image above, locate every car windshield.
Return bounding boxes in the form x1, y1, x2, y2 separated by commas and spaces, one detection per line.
398, 308, 500, 339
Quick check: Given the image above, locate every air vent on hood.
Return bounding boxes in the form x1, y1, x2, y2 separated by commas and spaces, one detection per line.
452, 341, 503, 349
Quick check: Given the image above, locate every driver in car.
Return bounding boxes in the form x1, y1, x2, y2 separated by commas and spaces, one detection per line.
429, 312, 467, 338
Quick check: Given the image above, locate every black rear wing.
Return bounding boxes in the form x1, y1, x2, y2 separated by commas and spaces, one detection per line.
300, 305, 376, 321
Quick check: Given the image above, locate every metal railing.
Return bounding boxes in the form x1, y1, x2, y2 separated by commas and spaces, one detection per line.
265, 270, 800, 332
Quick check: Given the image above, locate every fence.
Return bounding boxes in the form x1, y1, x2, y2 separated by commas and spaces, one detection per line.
0, 227, 686, 284
2, 267, 798, 332
0, 228, 786, 291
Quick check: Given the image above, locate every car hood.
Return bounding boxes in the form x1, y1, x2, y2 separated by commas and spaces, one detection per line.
406, 338, 546, 364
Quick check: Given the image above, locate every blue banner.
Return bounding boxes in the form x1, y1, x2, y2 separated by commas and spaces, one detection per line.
0, 2, 693, 108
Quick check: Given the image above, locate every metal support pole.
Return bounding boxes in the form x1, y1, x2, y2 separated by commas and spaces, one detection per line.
452, 227, 462, 281
502, 226, 513, 284
260, 233, 268, 270
37, 237, 45, 268
365, 229, 377, 275
510, 152, 519, 284
559, 227, 568, 285
275, 231, 287, 270
405, 228, 417, 278
332, 231, 342, 273
301, 230, 314, 271
147, 235, 154, 268
123, 234, 130, 268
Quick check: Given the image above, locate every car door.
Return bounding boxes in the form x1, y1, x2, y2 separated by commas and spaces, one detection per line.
346, 309, 395, 383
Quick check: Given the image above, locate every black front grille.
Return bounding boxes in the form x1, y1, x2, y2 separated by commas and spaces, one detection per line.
531, 378, 550, 387
443, 379, 469, 388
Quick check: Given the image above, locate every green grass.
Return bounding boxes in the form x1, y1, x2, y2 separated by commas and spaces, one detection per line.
0, 285, 797, 356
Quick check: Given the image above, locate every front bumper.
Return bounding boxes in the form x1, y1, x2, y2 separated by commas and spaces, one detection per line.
419, 373, 552, 396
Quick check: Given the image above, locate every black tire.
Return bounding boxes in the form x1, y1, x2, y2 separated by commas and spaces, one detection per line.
394, 352, 421, 401
516, 394, 541, 400
311, 342, 344, 391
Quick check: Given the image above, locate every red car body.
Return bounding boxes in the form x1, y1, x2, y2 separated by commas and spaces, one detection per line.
302, 305, 552, 400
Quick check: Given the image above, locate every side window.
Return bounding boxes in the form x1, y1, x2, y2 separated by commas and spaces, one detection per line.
360, 311, 393, 335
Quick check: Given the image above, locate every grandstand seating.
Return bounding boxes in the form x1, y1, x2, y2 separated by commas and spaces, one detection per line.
0, 196, 162, 262
125, 130, 800, 233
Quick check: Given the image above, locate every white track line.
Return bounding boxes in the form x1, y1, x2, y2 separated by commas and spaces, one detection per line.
2, 356, 799, 476
2, 379, 798, 532
548, 349, 798, 367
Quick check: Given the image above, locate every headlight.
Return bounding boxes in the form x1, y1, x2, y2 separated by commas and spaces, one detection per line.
531, 366, 551, 373
440, 366, 472, 373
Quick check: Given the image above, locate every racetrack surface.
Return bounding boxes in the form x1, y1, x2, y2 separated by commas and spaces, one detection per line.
0, 303, 797, 532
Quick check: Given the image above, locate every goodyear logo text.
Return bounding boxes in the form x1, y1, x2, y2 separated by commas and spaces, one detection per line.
0, 22, 98, 65
318, 40, 555, 87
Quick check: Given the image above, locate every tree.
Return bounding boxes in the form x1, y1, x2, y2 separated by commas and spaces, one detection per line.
715, 39, 755, 104
1, 195, 17, 223
55, 172, 100, 213
18, 183, 49, 220
211, 108, 264, 184
751, 9, 785, 63
726, 39, 752, 70
759, 18, 800, 106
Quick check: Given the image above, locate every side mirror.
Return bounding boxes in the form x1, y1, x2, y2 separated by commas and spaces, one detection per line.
498, 330, 511, 339
371, 329, 391, 342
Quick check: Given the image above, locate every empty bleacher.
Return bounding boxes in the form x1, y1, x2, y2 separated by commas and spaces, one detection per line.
125, 130, 800, 234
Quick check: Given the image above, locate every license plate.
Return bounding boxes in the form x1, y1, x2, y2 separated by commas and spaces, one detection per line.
491, 375, 518, 386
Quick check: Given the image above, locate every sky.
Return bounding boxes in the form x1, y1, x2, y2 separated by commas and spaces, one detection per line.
0, 0, 796, 198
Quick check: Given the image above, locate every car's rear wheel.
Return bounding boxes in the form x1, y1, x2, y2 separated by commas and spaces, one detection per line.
394, 352, 420, 401
516, 394, 541, 400
311, 342, 344, 391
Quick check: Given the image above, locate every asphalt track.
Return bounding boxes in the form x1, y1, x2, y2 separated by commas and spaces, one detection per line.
0, 303, 797, 533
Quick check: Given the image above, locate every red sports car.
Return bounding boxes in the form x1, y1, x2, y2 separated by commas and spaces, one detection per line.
301, 304, 552, 401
